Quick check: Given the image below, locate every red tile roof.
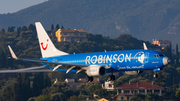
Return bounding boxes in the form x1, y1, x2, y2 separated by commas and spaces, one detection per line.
116, 82, 164, 90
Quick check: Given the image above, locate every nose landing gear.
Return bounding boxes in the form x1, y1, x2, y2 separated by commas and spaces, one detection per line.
107, 75, 115, 81
153, 73, 158, 78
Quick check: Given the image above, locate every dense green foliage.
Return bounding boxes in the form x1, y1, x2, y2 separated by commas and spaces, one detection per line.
0, 23, 180, 100
1, 0, 180, 46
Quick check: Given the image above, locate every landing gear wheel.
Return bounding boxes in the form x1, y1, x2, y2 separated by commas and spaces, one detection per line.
107, 75, 115, 81
85, 76, 93, 82
153, 73, 158, 78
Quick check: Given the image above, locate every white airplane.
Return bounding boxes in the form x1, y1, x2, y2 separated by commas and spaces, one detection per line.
6, 22, 170, 82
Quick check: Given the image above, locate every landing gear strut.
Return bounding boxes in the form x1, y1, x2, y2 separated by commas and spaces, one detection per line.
85, 76, 93, 82
107, 75, 115, 81
153, 73, 158, 78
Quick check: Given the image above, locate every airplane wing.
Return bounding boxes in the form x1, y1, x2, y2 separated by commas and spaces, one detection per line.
22, 59, 88, 67
8, 45, 88, 73
0, 66, 55, 73
8, 45, 87, 67
0, 69, 53, 73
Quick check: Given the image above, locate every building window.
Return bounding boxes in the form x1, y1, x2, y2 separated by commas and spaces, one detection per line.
154, 90, 160, 94
124, 90, 130, 94
147, 90, 152, 94
74, 33, 78, 36
109, 84, 113, 88
121, 97, 123, 100
65, 37, 71, 40
127, 97, 129, 100
139, 89, 145, 93
131, 90, 137, 94
63, 33, 67, 35
80, 34, 84, 36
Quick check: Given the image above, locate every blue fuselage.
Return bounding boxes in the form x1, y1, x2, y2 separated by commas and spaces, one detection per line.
43, 50, 166, 73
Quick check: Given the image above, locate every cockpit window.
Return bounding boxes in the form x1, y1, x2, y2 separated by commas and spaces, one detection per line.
159, 54, 164, 57
154, 54, 164, 57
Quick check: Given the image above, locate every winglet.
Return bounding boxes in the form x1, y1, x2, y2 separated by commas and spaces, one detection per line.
143, 43, 148, 50
8, 45, 18, 60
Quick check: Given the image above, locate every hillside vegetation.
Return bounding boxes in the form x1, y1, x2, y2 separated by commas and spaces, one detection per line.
0, 0, 180, 46
0, 23, 180, 101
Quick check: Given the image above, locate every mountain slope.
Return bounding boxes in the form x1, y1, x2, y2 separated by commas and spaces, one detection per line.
0, 0, 180, 46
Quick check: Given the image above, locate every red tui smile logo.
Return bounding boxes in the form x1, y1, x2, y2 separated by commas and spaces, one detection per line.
41, 39, 49, 50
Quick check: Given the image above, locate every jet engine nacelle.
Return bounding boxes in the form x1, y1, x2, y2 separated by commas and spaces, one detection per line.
125, 70, 143, 75
86, 65, 106, 76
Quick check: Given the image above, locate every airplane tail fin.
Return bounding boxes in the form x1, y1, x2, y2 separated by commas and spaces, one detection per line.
35, 22, 68, 58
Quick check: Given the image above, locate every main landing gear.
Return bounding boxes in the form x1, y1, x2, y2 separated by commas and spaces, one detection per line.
85, 76, 93, 82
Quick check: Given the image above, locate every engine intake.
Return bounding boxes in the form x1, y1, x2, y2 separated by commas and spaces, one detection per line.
86, 65, 106, 76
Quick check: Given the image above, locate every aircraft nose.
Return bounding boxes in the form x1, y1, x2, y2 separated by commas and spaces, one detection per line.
163, 57, 170, 66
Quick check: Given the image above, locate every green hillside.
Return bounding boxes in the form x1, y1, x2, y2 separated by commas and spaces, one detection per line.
0, 0, 180, 46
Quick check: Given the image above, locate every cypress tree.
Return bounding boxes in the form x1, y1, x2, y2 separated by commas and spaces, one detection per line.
44, 75, 51, 88
0, 50, 6, 68
55, 24, 60, 31
21, 73, 30, 101
21, 26, 27, 31
61, 26, 64, 29
172, 53, 175, 64
8, 26, 15, 32
17, 27, 21, 37
176, 44, 179, 65
1, 28, 5, 33
13, 73, 23, 101
28, 24, 36, 32
169, 44, 172, 61
32, 73, 44, 96
51, 24, 54, 31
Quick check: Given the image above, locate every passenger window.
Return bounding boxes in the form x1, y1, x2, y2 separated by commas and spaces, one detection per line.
154, 54, 164, 57
154, 55, 159, 57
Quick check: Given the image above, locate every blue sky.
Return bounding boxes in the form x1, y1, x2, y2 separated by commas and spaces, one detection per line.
0, 0, 47, 14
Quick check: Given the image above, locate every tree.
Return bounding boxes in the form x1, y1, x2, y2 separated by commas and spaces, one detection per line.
94, 89, 109, 98
61, 26, 64, 29
50, 93, 65, 101
11, 73, 31, 101
2, 85, 14, 101
8, 26, 15, 32
176, 44, 179, 65
21, 26, 28, 31
17, 27, 21, 37
67, 95, 78, 101
21, 73, 30, 101
0, 50, 6, 68
32, 73, 44, 96
28, 24, 36, 32
27, 97, 35, 101
130, 94, 146, 101
51, 24, 54, 31
35, 95, 49, 101
1, 28, 5, 33
44, 75, 51, 89
55, 24, 60, 30
175, 90, 180, 99
13, 74, 23, 101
